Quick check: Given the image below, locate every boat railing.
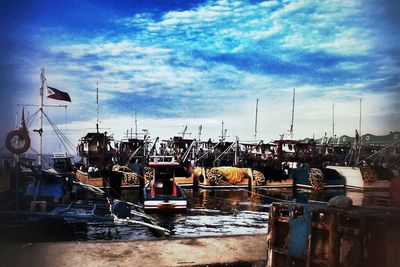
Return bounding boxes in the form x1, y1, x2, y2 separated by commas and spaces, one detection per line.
149, 156, 176, 163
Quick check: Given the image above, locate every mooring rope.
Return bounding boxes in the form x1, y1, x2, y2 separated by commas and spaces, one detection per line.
216, 179, 292, 203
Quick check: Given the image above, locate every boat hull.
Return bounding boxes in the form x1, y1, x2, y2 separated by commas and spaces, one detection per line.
292, 168, 345, 189
143, 199, 187, 212
175, 166, 294, 189
326, 166, 391, 190
143, 183, 187, 213
76, 170, 104, 187
76, 169, 141, 188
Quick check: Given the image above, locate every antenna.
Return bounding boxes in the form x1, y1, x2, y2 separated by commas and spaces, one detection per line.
288, 88, 295, 139
254, 98, 259, 140
219, 120, 229, 140
178, 125, 191, 139
198, 125, 202, 141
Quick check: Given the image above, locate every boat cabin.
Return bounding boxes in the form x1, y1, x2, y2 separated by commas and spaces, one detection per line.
143, 156, 187, 212
77, 132, 115, 170
51, 153, 75, 174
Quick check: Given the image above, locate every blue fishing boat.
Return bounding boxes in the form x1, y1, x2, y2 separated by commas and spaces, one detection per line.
0, 70, 170, 241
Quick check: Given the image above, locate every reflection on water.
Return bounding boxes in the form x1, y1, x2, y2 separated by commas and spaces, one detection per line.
157, 189, 271, 237
83, 187, 391, 240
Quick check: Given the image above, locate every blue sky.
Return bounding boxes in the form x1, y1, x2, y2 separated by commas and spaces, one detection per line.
0, 0, 399, 153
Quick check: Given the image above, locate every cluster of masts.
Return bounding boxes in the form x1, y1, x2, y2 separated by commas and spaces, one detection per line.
14, 69, 366, 168
82, 124, 347, 169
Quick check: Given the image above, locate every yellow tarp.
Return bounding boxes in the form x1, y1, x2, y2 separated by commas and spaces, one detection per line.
192, 167, 203, 177
214, 167, 251, 184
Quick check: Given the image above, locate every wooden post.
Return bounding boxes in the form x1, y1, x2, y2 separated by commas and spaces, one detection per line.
193, 173, 199, 192
267, 204, 276, 267
306, 226, 312, 267
328, 211, 340, 267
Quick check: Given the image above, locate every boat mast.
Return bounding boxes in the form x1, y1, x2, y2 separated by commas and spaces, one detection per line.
96, 81, 99, 133
222, 120, 224, 139
135, 109, 138, 139
359, 98, 362, 139
332, 102, 335, 139
356, 98, 362, 163
39, 68, 46, 166
254, 98, 258, 140
288, 88, 295, 139
197, 125, 202, 155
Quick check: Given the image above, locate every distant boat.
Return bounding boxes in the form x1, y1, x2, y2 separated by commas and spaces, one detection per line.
75, 131, 116, 187
325, 165, 392, 190
143, 156, 187, 212
291, 167, 345, 190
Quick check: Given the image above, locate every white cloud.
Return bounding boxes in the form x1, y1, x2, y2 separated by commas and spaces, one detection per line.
13, 0, 399, 154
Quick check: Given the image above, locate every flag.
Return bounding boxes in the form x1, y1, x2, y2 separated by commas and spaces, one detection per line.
47, 86, 71, 102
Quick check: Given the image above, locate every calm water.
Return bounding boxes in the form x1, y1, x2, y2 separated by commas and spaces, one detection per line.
1, 154, 392, 241
83, 187, 391, 241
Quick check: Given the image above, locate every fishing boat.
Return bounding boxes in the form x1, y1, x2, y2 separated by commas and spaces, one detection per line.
325, 165, 392, 190
117, 131, 149, 167
0, 70, 170, 241
324, 131, 398, 190
75, 86, 151, 189
143, 156, 187, 212
1, 160, 170, 240
291, 166, 345, 190
174, 138, 294, 189
75, 130, 116, 187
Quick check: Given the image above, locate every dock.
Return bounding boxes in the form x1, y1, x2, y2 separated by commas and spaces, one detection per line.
267, 201, 400, 267
0, 234, 267, 267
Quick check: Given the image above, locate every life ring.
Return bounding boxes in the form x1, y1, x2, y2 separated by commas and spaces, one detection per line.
365, 135, 370, 141
342, 137, 347, 142
5, 129, 31, 154
394, 134, 399, 140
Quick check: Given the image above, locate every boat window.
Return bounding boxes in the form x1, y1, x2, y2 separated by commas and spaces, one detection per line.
155, 166, 174, 179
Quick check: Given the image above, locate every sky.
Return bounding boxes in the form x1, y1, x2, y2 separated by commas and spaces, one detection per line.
0, 0, 399, 154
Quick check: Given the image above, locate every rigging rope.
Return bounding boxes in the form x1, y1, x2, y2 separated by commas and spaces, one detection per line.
42, 111, 76, 158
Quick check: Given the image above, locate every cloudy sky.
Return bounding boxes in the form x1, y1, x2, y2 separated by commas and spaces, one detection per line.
0, 0, 399, 154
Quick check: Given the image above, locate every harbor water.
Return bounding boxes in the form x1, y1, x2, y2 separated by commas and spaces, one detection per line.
82, 187, 390, 241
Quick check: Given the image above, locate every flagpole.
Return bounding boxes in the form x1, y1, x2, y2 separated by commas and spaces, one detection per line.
39, 68, 46, 167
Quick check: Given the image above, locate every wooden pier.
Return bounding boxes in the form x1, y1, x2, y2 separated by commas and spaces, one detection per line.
267, 201, 400, 267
